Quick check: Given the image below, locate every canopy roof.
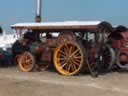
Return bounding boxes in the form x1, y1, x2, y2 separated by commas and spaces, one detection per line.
11, 21, 101, 31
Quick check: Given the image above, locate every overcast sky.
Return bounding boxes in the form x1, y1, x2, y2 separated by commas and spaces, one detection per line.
0, 0, 128, 33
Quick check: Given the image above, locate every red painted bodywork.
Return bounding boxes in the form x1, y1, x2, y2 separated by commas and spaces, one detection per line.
111, 32, 128, 49
111, 31, 128, 61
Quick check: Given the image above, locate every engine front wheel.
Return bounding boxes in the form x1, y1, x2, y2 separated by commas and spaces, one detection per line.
18, 51, 36, 72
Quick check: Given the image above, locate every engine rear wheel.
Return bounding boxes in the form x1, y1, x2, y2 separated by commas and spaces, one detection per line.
18, 51, 36, 72
54, 41, 85, 76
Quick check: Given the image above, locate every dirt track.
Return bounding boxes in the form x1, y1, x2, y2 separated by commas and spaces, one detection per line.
0, 67, 128, 96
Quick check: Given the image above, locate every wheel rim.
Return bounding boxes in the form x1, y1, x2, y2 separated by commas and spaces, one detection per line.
54, 41, 84, 76
18, 52, 35, 72
117, 51, 128, 69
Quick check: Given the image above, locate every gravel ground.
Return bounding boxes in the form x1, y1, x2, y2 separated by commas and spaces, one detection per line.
0, 67, 127, 96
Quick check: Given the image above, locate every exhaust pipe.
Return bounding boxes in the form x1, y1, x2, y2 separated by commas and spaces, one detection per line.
35, 0, 42, 22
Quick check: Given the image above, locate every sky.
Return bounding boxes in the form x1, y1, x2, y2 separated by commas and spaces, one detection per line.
0, 0, 128, 33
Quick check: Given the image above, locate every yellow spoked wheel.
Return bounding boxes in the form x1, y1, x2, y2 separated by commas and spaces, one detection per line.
18, 51, 36, 72
54, 41, 85, 76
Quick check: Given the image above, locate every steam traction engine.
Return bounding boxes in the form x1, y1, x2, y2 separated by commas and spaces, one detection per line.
108, 25, 128, 70
11, 21, 114, 76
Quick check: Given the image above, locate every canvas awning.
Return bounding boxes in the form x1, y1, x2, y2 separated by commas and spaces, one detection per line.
11, 21, 101, 32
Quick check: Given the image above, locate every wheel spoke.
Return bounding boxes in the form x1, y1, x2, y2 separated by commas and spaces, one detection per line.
59, 53, 66, 58
71, 61, 77, 72
60, 62, 68, 69
73, 56, 81, 59
65, 43, 70, 54
59, 50, 66, 56
64, 62, 69, 71
67, 63, 71, 72
64, 47, 68, 56
69, 46, 73, 55
59, 57, 68, 61
74, 58, 81, 62
70, 62, 75, 72
74, 52, 81, 57
71, 49, 79, 57
71, 59, 80, 66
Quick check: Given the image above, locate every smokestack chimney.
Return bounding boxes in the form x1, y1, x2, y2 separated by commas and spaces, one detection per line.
35, 0, 41, 22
